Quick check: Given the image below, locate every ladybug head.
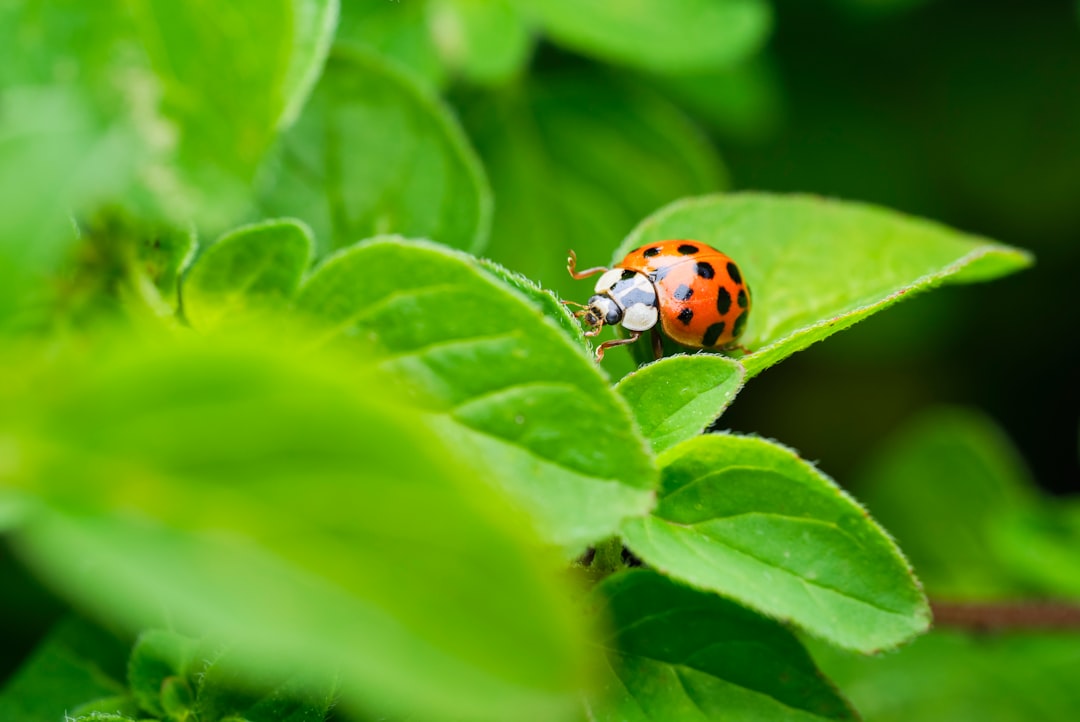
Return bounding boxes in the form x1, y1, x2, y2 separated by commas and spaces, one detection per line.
581, 294, 623, 331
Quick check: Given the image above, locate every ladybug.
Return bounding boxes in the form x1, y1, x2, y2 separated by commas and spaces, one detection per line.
566, 240, 751, 361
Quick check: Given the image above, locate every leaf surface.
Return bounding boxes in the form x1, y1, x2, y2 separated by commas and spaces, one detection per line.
182, 219, 313, 332
295, 238, 657, 553
511, 0, 771, 72
621, 434, 930, 652
618, 194, 1033, 376
259, 48, 491, 254
585, 570, 857, 722
4, 333, 590, 722
615, 354, 745, 454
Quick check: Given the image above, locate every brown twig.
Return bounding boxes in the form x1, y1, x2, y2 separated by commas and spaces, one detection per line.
931, 600, 1080, 631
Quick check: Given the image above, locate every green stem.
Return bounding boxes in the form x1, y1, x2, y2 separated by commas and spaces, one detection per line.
590, 536, 626, 578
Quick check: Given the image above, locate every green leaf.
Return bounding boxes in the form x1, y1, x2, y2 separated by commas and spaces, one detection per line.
858, 407, 1039, 598
258, 48, 491, 255
127, 630, 204, 718
69, 696, 142, 719
461, 71, 724, 306
619, 193, 1033, 376
126, 0, 338, 207
621, 434, 930, 652
511, 0, 771, 72
614, 354, 745, 454
335, 0, 447, 88
294, 237, 657, 552
135, 223, 197, 312
196, 646, 336, 722
182, 219, 314, 332
5, 333, 591, 722
428, 0, 533, 84
0, 616, 128, 722
811, 630, 1080, 722
585, 570, 857, 722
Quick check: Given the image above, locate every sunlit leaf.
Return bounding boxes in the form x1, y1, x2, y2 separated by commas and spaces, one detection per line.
3, 333, 590, 722
621, 433, 930, 652
295, 237, 657, 553
182, 219, 313, 332
585, 570, 857, 721
619, 193, 1033, 376
614, 354, 745, 454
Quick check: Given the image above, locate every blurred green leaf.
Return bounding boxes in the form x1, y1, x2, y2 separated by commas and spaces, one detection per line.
585, 570, 857, 721
182, 219, 313, 332
336, 0, 446, 87
258, 48, 491, 255
614, 354, 745, 454
461, 71, 724, 304
127, 630, 203, 718
859, 407, 1040, 598
622, 434, 930, 652
134, 223, 197, 313
4, 333, 590, 722
811, 630, 1080, 722
125, 0, 338, 210
295, 237, 657, 552
992, 504, 1080, 598
511, 0, 771, 72
619, 194, 1033, 377
428, 0, 533, 84
0, 616, 128, 722
196, 646, 336, 722
653, 56, 784, 144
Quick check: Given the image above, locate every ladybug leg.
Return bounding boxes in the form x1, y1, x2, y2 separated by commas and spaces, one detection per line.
725, 342, 754, 356
567, 249, 608, 280
595, 331, 641, 361
650, 329, 664, 360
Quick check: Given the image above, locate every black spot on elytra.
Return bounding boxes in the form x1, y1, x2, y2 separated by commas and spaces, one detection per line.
715, 286, 732, 315
673, 284, 694, 301
678, 307, 694, 325
677, 244, 699, 255
702, 322, 726, 346
732, 311, 748, 338
642, 246, 661, 258
726, 262, 742, 284
737, 288, 748, 309
620, 269, 637, 280
696, 262, 715, 279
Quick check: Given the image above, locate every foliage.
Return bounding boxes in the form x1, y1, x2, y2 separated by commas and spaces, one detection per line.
1, 1, 1072, 721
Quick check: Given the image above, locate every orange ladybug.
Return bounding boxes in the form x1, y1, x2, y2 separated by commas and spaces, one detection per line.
566, 240, 751, 361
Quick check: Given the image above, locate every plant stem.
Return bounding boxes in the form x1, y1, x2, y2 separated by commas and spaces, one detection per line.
590, 536, 625, 578
931, 600, 1080, 631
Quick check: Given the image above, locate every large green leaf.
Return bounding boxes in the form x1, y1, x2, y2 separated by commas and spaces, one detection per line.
0, 616, 129, 722
614, 355, 745, 454
2, 333, 590, 722
621, 434, 930, 652
619, 194, 1033, 376
511, 0, 772, 72
294, 237, 657, 553
258, 48, 491, 254
585, 570, 857, 721
335, 0, 447, 87
182, 219, 314, 332
428, 0, 533, 84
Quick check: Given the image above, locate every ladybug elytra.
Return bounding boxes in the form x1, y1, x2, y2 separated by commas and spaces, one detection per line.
566, 240, 751, 361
